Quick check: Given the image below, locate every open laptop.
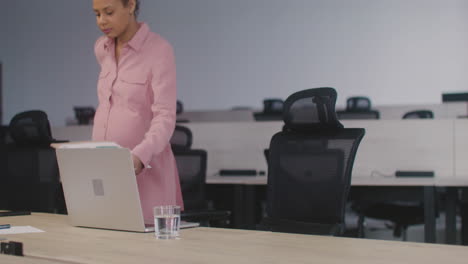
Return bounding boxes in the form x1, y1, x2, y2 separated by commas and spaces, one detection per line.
55, 144, 198, 232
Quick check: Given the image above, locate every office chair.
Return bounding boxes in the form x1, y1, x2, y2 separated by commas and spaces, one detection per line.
176, 100, 189, 123
402, 110, 434, 119
253, 98, 284, 121
0, 110, 67, 213
73, 106, 95, 125
9, 110, 56, 146
336, 96, 380, 120
263, 87, 365, 236
176, 100, 184, 115
352, 110, 436, 240
170, 125, 231, 226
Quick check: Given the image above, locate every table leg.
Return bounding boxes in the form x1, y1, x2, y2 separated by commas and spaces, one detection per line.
461, 188, 468, 246
233, 185, 246, 229
424, 186, 436, 243
233, 185, 257, 229
445, 187, 458, 244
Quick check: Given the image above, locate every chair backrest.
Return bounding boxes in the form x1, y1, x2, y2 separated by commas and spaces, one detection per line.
170, 125, 193, 150
9, 110, 54, 146
267, 87, 365, 234
402, 110, 434, 119
346, 96, 371, 112
174, 149, 208, 210
170, 125, 207, 210
0, 125, 13, 146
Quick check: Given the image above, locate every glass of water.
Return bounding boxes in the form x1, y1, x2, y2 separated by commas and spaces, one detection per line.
153, 205, 181, 239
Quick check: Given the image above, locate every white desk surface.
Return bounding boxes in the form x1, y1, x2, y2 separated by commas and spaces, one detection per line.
52, 119, 468, 187
206, 174, 462, 186
2, 213, 467, 264
187, 119, 468, 187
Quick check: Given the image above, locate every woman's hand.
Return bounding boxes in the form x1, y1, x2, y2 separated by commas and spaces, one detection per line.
132, 154, 144, 175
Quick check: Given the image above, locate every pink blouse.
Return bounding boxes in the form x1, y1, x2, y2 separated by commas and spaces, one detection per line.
92, 23, 183, 223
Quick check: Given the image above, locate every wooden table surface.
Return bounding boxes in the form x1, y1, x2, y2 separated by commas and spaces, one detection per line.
1, 213, 467, 264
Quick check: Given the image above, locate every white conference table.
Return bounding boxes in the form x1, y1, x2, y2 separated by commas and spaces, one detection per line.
52, 119, 468, 182
51, 120, 468, 243
183, 119, 468, 244
206, 174, 450, 243
1, 213, 468, 264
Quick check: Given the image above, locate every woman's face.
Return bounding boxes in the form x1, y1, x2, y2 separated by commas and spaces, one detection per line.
93, 0, 134, 39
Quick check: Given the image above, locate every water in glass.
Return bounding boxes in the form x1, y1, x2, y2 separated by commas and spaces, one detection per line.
154, 214, 180, 239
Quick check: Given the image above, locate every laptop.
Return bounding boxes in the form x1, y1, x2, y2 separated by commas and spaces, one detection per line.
54, 143, 198, 232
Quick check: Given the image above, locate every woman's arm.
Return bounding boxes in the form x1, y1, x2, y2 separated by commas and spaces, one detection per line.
131, 41, 177, 167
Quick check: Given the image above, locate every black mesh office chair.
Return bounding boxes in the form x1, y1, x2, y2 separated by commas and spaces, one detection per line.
336, 96, 380, 120
352, 110, 436, 240
262, 88, 365, 236
253, 98, 284, 121
0, 110, 67, 213
402, 110, 434, 119
170, 125, 231, 226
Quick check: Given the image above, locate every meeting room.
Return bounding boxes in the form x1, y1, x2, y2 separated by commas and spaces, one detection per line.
1, 0, 468, 263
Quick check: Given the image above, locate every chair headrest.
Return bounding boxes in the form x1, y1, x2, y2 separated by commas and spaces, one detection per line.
283, 87, 343, 132
346, 97, 371, 112
263, 99, 284, 114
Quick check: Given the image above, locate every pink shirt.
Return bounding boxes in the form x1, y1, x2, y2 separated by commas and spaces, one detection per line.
92, 23, 183, 223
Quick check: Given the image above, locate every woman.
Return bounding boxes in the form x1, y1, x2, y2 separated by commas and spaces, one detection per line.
92, 0, 183, 223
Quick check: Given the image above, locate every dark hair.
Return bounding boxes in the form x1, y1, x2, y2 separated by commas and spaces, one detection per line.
122, 0, 140, 17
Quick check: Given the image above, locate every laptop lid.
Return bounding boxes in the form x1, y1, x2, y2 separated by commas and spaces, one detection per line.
56, 147, 149, 232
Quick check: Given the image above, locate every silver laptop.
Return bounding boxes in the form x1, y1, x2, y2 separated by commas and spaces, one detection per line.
56, 146, 198, 232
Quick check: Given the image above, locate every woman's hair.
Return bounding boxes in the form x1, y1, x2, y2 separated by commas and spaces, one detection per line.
122, 0, 140, 17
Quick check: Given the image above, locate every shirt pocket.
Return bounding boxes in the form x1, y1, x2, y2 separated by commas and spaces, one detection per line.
119, 72, 150, 111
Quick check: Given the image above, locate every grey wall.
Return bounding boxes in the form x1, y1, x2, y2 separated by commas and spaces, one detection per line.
1, 0, 101, 126
2, 0, 468, 125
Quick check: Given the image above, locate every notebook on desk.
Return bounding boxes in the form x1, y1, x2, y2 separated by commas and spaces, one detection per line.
54, 142, 198, 232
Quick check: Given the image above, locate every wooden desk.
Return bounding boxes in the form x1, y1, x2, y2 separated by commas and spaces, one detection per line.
0, 254, 66, 264
2, 213, 468, 264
